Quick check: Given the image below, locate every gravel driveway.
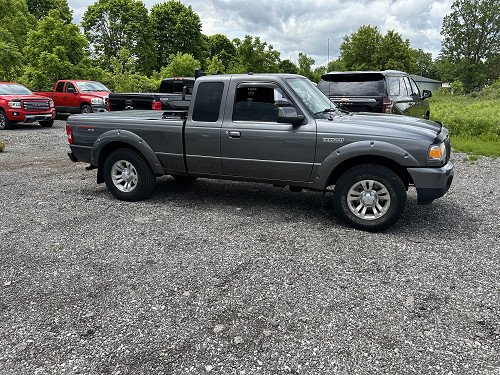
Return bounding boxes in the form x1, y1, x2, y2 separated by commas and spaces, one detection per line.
0, 120, 499, 374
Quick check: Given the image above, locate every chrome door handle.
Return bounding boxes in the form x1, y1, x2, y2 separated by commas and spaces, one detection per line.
228, 131, 241, 138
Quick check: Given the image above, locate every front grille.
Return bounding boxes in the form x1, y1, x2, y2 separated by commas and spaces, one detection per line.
23, 100, 50, 111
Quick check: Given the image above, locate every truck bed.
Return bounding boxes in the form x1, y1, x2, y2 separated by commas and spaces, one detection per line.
108, 92, 191, 111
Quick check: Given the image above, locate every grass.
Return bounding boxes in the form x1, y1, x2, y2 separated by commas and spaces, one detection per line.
429, 83, 500, 158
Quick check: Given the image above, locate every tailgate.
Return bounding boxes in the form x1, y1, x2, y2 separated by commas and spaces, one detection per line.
329, 96, 383, 113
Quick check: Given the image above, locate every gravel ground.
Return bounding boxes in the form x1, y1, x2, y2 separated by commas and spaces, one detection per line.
0, 120, 499, 374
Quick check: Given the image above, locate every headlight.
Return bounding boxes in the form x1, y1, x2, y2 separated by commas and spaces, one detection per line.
91, 98, 104, 105
8, 101, 21, 109
49, 99, 54, 108
428, 142, 446, 161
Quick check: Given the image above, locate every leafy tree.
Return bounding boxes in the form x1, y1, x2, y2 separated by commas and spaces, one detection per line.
0, 0, 35, 80
441, 0, 500, 90
208, 33, 236, 70
326, 58, 347, 72
160, 52, 200, 77
151, 1, 206, 70
206, 55, 224, 74
375, 30, 413, 72
21, 9, 89, 90
340, 25, 382, 70
229, 35, 280, 73
26, 0, 71, 22
410, 48, 434, 76
278, 59, 298, 74
82, 0, 155, 75
298, 52, 315, 79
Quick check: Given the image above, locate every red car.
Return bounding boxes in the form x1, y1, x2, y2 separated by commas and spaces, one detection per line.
0, 82, 56, 130
35, 80, 111, 114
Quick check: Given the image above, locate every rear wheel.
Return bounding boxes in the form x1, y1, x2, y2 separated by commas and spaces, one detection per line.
333, 164, 406, 231
0, 110, 14, 130
81, 104, 93, 114
40, 119, 54, 128
103, 148, 156, 201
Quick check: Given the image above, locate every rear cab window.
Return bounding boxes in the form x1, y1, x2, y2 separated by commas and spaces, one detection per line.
55, 81, 65, 92
192, 82, 224, 122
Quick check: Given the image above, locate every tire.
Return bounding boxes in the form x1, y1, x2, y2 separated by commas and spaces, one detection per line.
171, 174, 197, 183
0, 110, 14, 130
81, 104, 93, 114
103, 148, 156, 201
332, 164, 406, 232
40, 119, 54, 128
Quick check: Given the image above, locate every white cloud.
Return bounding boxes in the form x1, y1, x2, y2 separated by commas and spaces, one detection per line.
68, 0, 452, 65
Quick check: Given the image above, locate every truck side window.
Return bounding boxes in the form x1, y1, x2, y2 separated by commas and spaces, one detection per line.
387, 77, 400, 96
56, 81, 65, 92
192, 82, 224, 122
65, 82, 76, 93
400, 77, 411, 97
409, 78, 420, 97
233, 85, 291, 122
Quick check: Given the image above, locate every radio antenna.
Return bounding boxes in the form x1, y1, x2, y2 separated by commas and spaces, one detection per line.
327, 38, 333, 120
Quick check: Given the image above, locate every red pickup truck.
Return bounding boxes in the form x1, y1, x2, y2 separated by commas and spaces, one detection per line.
35, 80, 111, 114
0, 82, 56, 130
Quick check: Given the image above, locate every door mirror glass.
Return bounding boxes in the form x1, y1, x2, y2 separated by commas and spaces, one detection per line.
67, 87, 76, 94
277, 107, 305, 125
422, 89, 432, 99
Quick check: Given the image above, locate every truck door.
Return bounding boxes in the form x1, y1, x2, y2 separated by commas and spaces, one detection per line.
221, 82, 316, 182
184, 81, 227, 175
52, 81, 65, 109
64, 82, 79, 112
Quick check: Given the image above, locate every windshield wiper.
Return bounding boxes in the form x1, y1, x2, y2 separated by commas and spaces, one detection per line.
314, 107, 339, 116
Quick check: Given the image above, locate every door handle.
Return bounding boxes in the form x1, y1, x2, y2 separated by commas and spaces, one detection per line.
227, 131, 241, 138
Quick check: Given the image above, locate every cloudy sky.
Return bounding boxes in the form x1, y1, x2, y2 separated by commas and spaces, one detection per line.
68, 0, 453, 66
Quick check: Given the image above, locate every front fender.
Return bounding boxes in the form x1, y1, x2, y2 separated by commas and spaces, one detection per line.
311, 140, 420, 189
90, 129, 164, 175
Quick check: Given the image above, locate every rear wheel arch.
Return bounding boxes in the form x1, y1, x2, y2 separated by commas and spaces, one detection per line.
96, 141, 147, 183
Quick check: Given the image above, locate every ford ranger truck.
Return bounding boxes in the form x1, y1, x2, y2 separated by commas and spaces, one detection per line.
0, 82, 56, 130
66, 74, 454, 231
35, 80, 110, 114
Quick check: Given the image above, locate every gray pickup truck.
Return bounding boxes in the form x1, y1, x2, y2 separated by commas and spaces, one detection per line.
66, 74, 453, 231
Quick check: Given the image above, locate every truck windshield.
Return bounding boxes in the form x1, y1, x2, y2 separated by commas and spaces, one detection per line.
286, 78, 339, 117
75, 81, 110, 92
0, 84, 32, 95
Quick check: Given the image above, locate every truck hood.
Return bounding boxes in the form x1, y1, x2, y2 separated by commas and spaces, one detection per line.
2, 94, 51, 101
331, 112, 443, 141
80, 91, 110, 98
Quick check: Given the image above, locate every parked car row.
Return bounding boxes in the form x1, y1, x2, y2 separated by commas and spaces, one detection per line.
0, 70, 434, 131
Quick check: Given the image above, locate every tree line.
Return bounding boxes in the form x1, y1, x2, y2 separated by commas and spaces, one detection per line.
0, 0, 498, 92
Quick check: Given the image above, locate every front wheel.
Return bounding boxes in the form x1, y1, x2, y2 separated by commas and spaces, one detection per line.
103, 148, 156, 201
40, 119, 54, 128
332, 164, 407, 231
0, 110, 14, 130
81, 104, 93, 114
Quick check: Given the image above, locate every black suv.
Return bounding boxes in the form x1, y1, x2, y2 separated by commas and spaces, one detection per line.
318, 70, 432, 119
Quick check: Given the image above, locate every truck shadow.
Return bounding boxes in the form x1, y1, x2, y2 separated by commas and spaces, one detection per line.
139, 176, 479, 241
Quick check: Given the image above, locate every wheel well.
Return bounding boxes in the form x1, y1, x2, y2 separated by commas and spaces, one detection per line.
326, 155, 413, 188
81, 103, 91, 108
96, 141, 144, 183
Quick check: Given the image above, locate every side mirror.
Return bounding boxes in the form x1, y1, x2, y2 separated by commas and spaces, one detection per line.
277, 107, 305, 126
67, 87, 76, 94
422, 90, 432, 99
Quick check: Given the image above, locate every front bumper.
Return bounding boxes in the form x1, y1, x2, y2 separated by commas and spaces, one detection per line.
6, 109, 56, 122
407, 161, 454, 204
91, 104, 107, 113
